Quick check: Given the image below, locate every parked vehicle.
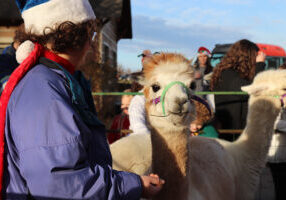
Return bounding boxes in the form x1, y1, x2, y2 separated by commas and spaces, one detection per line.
211, 43, 286, 69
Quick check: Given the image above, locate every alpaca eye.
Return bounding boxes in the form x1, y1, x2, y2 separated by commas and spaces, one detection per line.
190, 82, 196, 90
152, 84, 161, 93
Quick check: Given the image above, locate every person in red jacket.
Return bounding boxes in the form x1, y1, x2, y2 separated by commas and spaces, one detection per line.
108, 89, 133, 144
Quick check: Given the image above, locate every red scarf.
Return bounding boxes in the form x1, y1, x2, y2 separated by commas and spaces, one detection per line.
0, 43, 75, 198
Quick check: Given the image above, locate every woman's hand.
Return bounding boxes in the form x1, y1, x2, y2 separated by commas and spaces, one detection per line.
140, 174, 165, 198
256, 51, 266, 63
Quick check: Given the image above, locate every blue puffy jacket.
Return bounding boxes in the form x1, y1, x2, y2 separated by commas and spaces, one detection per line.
3, 60, 142, 199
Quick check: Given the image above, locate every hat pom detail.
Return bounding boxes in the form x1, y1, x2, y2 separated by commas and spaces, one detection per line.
16, 40, 35, 64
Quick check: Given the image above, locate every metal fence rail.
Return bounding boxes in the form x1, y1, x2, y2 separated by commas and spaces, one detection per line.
92, 91, 248, 96
107, 129, 243, 135
96, 91, 247, 140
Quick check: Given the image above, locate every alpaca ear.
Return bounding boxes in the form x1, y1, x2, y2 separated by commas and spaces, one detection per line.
241, 84, 268, 95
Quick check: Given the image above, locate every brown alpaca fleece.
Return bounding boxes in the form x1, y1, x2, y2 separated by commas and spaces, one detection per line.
144, 87, 151, 112
150, 127, 190, 200
143, 53, 191, 81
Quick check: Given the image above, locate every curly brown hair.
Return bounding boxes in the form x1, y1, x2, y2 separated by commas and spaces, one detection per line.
210, 39, 259, 90
15, 20, 96, 53
193, 100, 214, 125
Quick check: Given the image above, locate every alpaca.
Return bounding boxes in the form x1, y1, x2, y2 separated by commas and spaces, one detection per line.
111, 133, 151, 175
111, 53, 286, 200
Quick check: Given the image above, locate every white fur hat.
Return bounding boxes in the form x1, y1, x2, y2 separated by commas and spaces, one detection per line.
15, 0, 96, 35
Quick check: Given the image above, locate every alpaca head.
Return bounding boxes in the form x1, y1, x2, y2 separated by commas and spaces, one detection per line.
140, 53, 196, 130
242, 70, 286, 99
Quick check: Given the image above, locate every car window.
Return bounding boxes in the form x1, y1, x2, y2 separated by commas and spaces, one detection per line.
266, 57, 280, 69
211, 53, 224, 67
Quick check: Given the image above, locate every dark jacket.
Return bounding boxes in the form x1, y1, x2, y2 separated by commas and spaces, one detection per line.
0, 45, 18, 81
214, 62, 265, 129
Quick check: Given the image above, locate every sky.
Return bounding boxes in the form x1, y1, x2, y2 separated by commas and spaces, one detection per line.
117, 0, 286, 71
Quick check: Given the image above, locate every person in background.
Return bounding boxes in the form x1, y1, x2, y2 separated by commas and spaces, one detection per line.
1, 0, 164, 199
256, 62, 286, 200
190, 96, 218, 138
107, 89, 133, 144
138, 49, 152, 64
263, 106, 286, 200
210, 39, 266, 135
0, 28, 22, 92
191, 46, 213, 98
128, 50, 154, 135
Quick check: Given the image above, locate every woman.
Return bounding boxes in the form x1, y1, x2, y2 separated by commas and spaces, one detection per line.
192, 46, 213, 98
210, 39, 266, 133
0, 0, 164, 199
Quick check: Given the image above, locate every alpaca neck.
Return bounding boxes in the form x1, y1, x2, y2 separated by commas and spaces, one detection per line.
236, 96, 281, 166
151, 126, 190, 200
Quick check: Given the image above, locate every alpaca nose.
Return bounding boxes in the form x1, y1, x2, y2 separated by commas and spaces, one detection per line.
174, 97, 188, 113
175, 97, 187, 106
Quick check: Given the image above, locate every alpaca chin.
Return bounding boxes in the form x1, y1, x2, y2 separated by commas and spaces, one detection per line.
148, 112, 192, 131
168, 113, 192, 127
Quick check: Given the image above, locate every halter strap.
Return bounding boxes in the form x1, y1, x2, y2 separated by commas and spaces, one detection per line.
280, 94, 286, 107
190, 95, 212, 117
151, 81, 190, 116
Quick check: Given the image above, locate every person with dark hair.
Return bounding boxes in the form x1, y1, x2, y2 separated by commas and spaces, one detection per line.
210, 39, 266, 133
191, 46, 213, 98
0, 0, 164, 199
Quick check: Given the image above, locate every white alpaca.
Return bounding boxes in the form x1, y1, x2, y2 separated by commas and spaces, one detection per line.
111, 53, 286, 200
111, 133, 151, 175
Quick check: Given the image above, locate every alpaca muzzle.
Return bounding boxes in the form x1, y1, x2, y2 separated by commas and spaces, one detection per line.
150, 81, 190, 116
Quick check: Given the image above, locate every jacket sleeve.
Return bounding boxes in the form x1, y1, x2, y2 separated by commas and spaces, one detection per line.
128, 95, 150, 134
9, 71, 142, 200
255, 62, 266, 74
19, 137, 142, 200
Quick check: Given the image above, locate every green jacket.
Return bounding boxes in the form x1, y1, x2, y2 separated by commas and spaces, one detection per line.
199, 125, 218, 138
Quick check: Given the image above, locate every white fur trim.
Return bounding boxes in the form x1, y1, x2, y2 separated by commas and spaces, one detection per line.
22, 0, 96, 35
16, 40, 35, 64
197, 51, 211, 57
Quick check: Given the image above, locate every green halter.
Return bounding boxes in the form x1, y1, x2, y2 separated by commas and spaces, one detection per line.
158, 81, 190, 116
